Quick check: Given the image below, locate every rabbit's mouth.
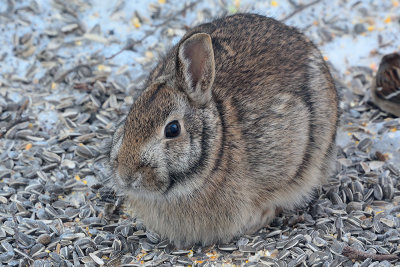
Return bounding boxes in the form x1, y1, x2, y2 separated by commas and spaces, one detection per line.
126, 177, 143, 191
114, 171, 143, 191
118, 177, 151, 197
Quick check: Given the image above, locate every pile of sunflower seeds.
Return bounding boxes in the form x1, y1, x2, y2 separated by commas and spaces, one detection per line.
1, 0, 400, 266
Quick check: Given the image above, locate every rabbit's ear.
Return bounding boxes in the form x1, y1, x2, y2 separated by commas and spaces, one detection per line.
177, 33, 215, 105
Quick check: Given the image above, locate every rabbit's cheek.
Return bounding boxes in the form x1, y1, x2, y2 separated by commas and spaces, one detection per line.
164, 136, 195, 170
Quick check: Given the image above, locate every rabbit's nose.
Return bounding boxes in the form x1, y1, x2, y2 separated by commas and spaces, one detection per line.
116, 152, 142, 180
117, 163, 140, 184
117, 160, 155, 186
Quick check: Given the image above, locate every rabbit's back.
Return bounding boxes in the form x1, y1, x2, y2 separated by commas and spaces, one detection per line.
187, 14, 338, 199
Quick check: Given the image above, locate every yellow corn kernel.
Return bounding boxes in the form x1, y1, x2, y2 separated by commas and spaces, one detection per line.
234, 0, 240, 8
132, 17, 141, 28
145, 51, 153, 58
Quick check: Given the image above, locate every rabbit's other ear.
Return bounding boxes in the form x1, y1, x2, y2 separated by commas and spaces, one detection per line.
177, 33, 215, 105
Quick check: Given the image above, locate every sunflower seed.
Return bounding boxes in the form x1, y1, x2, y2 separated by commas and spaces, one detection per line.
171, 249, 190, 255
330, 192, 343, 205
37, 234, 51, 245
363, 188, 374, 201
89, 252, 104, 265
284, 238, 299, 249
380, 218, 395, 228
373, 184, 383, 200
373, 220, 384, 233
0, 1, 399, 266
146, 231, 160, 244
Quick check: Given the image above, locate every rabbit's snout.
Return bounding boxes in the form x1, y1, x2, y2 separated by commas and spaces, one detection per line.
117, 161, 158, 190
116, 160, 140, 186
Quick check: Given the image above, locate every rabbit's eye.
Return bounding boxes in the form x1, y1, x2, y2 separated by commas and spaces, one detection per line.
165, 120, 181, 138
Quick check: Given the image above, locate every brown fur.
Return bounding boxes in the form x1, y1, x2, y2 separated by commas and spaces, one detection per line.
371, 53, 400, 117
109, 13, 338, 248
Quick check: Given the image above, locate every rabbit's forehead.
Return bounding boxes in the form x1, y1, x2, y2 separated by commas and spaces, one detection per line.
124, 83, 184, 141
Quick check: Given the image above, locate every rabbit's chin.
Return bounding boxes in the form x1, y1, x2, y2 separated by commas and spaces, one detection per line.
119, 183, 165, 198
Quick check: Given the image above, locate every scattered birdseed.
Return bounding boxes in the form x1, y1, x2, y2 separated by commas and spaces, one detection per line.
0, 0, 399, 266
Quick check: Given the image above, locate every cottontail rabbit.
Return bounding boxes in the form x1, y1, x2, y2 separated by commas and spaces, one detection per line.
109, 13, 338, 248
